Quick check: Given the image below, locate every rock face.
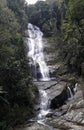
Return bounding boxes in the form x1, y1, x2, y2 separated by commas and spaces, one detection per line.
15, 123, 50, 130
50, 85, 68, 109
48, 82, 84, 130
50, 82, 77, 109
15, 80, 84, 130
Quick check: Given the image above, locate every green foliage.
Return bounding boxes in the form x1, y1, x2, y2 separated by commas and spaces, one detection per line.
26, 0, 84, 76
59, 0, 84, 76
0, 7, 20, 32
27, 0, 62, 36
7, 0, 28, 29
0, 0, 38, 129
0, 0, 83, 129
67, 0, 84, 22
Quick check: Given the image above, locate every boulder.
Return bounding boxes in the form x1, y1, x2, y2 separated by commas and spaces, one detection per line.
50, 85, 68, 109
50, 82, 77, 109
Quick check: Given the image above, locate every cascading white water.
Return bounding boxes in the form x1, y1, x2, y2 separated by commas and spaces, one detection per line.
26, 23, 50, 81
67, 87, 74, 100
67, 84, 77, 100
26, 23, 51, 125
38, 90, 50, 119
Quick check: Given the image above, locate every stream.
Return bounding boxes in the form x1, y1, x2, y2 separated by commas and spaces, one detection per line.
27, 23, 52, 128
15, 23, 84, 130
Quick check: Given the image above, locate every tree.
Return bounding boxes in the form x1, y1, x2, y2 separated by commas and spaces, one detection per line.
0, 0, 38, 129
7, 0, 28, 30
59, 0, 84, 76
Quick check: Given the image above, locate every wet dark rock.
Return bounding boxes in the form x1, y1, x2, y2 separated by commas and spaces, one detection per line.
50, 85, 68, 109
31, 63, 43, 80
15, 81, 84, 130
34, 106, 40, 111
50, 82, 77, 109
46, 112, 53, 118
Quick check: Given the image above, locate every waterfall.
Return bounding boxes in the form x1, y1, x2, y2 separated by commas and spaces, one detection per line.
67, 84, 77, 100
67, 87, 74, 100
26, 23, 51, 123
26, 23, 50, 81
38, 90, 50, 119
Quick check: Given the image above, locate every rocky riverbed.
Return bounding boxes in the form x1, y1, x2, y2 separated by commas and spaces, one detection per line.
15, 37, 84, 130
15, 80, 84, 130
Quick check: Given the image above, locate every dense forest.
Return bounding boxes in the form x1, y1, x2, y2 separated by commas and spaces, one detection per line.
0, 0, 38, 129
0, 0, 84, 130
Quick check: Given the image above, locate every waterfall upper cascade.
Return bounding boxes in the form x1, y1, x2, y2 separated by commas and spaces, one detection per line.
26, 23, 50, 81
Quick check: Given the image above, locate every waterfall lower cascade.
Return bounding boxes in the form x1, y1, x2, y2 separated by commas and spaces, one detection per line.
67, 87, 74, 100
26, 23, 50, 81
38, 90, 50, 119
